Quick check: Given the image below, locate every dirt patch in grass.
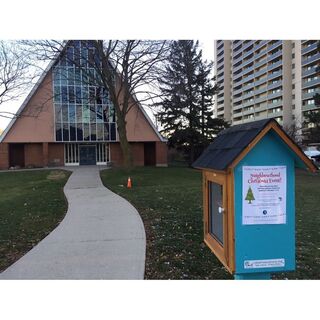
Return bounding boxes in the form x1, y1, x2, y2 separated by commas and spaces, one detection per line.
47, 170, 67, 180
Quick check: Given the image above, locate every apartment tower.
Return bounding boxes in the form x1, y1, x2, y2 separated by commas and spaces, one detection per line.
214, 40, 320, 128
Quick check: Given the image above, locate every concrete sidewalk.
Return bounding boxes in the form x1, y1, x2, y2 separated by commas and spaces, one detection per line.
0, 166, 146, 279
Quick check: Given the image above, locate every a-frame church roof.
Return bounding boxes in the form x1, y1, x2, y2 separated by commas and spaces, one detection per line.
0, 41, 165, 143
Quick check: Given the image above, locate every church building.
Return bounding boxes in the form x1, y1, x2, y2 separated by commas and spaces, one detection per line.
0, 41, 167, 169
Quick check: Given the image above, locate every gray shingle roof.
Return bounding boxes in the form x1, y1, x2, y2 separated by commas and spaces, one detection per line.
192, 119, 273, 170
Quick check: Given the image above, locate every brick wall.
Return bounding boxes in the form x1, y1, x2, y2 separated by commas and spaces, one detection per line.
0, 143, 9, 169
110, 142, 145, 167
48, 143, 64, 166
132, 143, 144, 166
110, 143, 123, 166
24, 143, 43, 168
43, 142, 49, 166
156, 141, 168, 166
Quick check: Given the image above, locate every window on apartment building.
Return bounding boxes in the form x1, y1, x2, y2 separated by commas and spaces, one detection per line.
261, 103, 267, 109
307, 76, 319, 82
270, 107, 282, 113
270, 47, 282, 55
217, 41, 224, 50
307, 52, 318, 59
271, 68, 282, 74
217, 50, 224, 57
307, 99, 315, 105
272, 59, 282, 65
292, 84, 295, 89
306, 65, 315, 71
256, 55, 266, 63
292, 53, 295, 59
217, 91, 224, 97
308, 41, 317, 47
217, 64, 224, 71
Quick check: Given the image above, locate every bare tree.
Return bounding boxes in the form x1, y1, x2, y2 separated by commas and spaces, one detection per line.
0, 41, 34, 119
23, 40, 169, 168
93, 40, 169, 168
283, 120, 303, 146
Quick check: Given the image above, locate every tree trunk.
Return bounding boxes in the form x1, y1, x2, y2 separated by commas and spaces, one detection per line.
116, 114, 133, 169
201, 91, 206, 140
189, 143, 195, 166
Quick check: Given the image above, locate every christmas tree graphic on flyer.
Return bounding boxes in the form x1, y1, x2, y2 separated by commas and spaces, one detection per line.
245, 185, 255, 204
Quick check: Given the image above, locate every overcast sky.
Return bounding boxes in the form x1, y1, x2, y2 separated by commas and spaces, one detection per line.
0, 39, 214, 132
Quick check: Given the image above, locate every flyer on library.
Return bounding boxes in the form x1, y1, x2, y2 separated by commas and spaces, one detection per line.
242, 166, 286, 225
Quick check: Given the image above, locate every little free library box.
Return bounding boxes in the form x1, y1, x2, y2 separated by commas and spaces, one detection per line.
193, 119, 317, 279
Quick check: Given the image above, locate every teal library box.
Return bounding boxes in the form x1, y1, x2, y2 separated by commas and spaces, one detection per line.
193, 119, 317, 279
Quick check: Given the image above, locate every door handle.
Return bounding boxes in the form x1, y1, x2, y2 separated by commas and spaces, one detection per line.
218, 206, 225, 214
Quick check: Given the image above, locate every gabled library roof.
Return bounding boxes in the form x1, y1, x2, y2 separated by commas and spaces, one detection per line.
0, 41, 166, 143
193, 118, 318, 172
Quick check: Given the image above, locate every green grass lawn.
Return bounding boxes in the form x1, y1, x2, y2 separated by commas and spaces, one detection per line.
274, 169, 320, 280
100, 167, 320, 280
0, 169, 71, 272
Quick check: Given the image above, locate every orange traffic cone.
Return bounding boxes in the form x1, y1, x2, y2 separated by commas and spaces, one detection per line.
127, 177, 132, 188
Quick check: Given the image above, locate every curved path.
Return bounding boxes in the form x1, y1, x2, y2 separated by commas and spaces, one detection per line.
0, 166, 146, 279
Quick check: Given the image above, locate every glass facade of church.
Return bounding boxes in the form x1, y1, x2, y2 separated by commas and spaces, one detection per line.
53, 40, 116, 142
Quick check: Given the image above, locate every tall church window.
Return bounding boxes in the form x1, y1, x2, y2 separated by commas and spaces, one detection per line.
53, 40, 116, 142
